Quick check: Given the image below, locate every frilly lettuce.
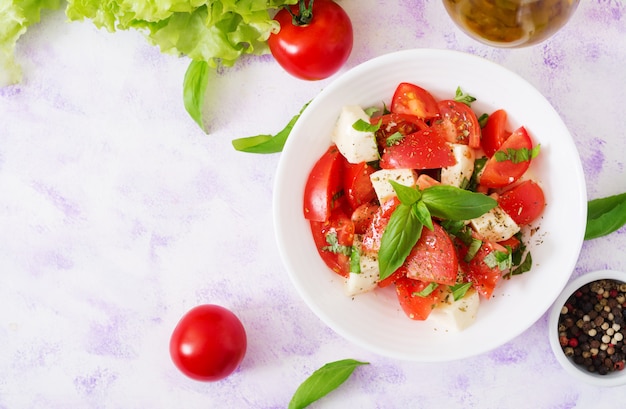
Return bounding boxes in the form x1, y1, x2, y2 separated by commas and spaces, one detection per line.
3, 0, 298, 131
0, 0, 61, 86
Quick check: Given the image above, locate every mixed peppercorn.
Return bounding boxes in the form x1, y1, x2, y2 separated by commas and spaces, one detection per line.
558, 279, 626, 375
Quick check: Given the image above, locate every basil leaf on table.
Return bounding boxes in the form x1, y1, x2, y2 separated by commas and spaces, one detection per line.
585, 192, 626, 240
421, 185, 497, 220
232, 102, 309, 153
288, 359, 369, 409
183, 60, 210, 133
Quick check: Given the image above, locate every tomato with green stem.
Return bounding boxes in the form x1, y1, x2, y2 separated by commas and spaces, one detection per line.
268, 0, 353, 80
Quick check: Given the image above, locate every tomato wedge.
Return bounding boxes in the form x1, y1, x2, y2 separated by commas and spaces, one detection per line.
380, 128, 456, 170
303, 145, 345, 221
479, 126, 534, 188
351, 202, 379, 235
398, 221, 458, 285
481, 109, 510, 158
433, 99, 481, 148
458, 240, 502, 299
395, 276, 447, 320
310, 209, 354, 277
390, 83, 440, 121
343, 161, 376, 210
373, 113, 429, 149
498, 180, 546, 225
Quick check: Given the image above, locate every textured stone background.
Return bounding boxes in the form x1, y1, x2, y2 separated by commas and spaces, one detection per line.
1, 1, 625, 408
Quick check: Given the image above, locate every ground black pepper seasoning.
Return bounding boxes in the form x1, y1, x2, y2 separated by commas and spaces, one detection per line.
558, 279, 626, 375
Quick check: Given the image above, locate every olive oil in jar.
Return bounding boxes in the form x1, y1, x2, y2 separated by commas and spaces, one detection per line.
442, 0, 580, 47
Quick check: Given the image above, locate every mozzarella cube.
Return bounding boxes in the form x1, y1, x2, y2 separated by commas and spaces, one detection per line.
369, 168, 418, 203
344, 236, 379, 296
469, 205, 520, 242
441, 143, 475, 188
430, 287, 480, 331
331, 105, 379, 164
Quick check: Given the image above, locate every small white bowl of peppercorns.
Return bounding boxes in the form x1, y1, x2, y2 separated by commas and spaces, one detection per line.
549, 269, 626, 386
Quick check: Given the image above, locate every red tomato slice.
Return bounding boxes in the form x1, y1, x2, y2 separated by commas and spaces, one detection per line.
380, 128, 456, 170
479, 126, 534, 188
395, 276, 447, 320
390, 83, 440, 121
457, 240, 502, 299
309, 209, 354, 277
433, 100, 481, 148
343, 161, 376, 210
303, 145, 345, 222
498, 180, 546, 225
481, 109, 510, 158
351, 202, 379, 235
373, 113, 429, 149
398, 222, 458, 286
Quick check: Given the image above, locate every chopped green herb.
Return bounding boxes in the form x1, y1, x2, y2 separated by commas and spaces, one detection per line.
510, 252, 533, 276
466, 157, 487, 192
478, 113, 489, 128
494, 145, 540, 164
352, 118, 381, 133
454, 86, 476, 107
364, 106, 380, 117
322, 231, 351, 256
414, 282, 439, 297
450, 282, 472, 301
350, 246, 361, 274
386, 132, 404, 146
483, 250, 512, 270
464, 238, 483, 262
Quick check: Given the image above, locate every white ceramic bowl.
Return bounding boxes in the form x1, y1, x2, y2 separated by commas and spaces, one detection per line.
548, 270, 626, 386
273, 49, 587, 361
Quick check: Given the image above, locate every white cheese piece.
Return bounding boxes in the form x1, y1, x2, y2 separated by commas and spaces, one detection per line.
344, 236, 379, 296
469, 205, 520, 242
369, 168, 418, 203
441, 143, 475, 188
331, 105, 379, 164
430, 287, 480, 331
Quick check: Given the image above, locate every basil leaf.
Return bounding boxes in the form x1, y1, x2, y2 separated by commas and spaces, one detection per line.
389, 180, 421, 205
585, 192, 626, 240
378, 204, 423, 280
450, 282, 472, 301
414, 282, 439, 297
464, 238, 482, 262
232, 102, 309, 153
364, 106, 380, 117
322, 231, 351, 256
478, 113, 489, 128
413, 200, 433, 231
288, 359, 369, 409
510, 252, 532, 276
421, 185, 497, 220
183, 60, 210, 132
494, 145, 540, 164
352, 118, 381, 133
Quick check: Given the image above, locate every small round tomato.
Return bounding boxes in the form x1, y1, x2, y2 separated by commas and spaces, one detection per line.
268, 0, 353, 80
170, 305, 247, 382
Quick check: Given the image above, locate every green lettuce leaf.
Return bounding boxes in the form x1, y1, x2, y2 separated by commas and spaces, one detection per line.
0, 0, 61, 86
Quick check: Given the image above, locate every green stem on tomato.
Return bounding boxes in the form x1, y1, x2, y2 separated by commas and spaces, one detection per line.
286, 0, 314, 26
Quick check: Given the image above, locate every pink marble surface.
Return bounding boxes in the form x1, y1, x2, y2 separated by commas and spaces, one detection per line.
1, 1, 626, 407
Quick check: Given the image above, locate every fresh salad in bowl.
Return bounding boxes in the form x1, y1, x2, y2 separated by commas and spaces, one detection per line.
303, 82, 545, 330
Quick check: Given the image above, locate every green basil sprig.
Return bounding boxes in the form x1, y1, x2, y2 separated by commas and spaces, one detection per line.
378, 182, 497, 280
585, 192, 626, 240
231, 102, 309, 153
183, 60, 210, 132
288, 359, 369, 409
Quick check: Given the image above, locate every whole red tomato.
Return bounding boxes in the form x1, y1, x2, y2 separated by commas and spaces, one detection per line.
268, 0, 353, 80
170, 304, 247, 382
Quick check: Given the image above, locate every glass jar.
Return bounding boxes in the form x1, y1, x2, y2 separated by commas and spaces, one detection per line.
442, 0, 580, 48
